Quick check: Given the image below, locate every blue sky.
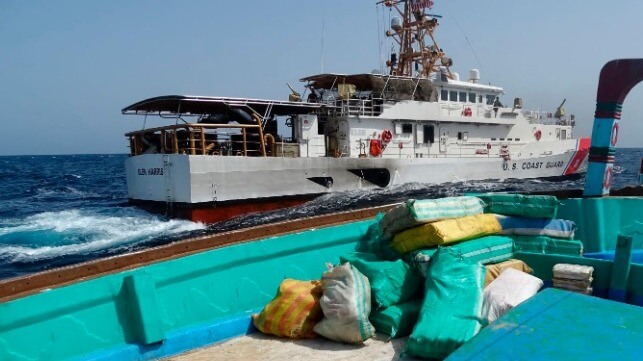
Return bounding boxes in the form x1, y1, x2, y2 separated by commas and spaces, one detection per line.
1, 0, 641, 155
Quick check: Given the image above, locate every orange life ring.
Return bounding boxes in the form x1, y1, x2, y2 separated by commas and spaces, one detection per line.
369, 139, 382, 157
534, 130, 542, 141
603, 166, 613, 189
611, 122, 619, 146
381, 129, 393, 143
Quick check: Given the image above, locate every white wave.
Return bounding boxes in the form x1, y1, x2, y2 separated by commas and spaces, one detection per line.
34, 186, 99, 199
0, 209, 205, 262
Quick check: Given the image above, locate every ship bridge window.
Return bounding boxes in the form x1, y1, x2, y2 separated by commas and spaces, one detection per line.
469, 93, 476, 103
402, 123, 413, 134
486, 94, 496, 105
441, 89, 448, 101
459, 92, 467, 102
450, 91, 457, 102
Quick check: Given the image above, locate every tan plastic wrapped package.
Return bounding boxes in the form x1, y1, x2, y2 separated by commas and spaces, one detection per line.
484, 259, 533, 287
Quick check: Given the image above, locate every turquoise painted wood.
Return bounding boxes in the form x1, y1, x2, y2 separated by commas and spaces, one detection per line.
447, 288, 643, 361
0, 219, 374, 361
609, 235, 633, 302
557, 197, 643, 253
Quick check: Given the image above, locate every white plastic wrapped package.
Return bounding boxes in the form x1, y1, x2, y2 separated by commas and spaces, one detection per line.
481, 268, 543, 324
314, 263, 376, 343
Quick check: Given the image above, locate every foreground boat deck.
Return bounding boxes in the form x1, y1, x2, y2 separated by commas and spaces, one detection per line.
165, 333, 409, 361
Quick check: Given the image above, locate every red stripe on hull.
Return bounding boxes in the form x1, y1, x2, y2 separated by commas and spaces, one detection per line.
131, 196, 317, 224
181, 199, 310, 223
564, 137, 591, 175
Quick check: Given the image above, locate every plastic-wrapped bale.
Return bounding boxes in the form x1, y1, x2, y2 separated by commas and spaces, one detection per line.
369, 298, 422, 338
359, 216, 400, 260
252, 279, 323, 339
405, 235, 515, 276
379, 196, 485, 241
481, 268, 543, 324
552, 263, 594, 294
477, 193, 559, 218
510, 235, 584, 256
314, 263, 376, 343
392, 214, 501, 254
406, 248, 485, 360
340, 252, 422, 309
495, 215, 576, 239
484, 259, 533, 287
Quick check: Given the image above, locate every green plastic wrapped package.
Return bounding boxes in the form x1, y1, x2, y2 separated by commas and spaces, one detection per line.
340, 252, 422, 309
369, 298, 422, 338
477, 193, 559, 218
405, 236, 515, 276
406, 247, 485, 360
359, 216, 401, 261
510, 235, 584, 256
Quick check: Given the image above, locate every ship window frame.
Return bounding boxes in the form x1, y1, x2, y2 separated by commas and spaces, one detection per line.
469, 92, 476, 103
515, 138, 521, 141
486, 94, 495, 105
401, 123, 413, 134
441, 89, 449, 101
450, 91, 458, 102
459, 91, 467, 103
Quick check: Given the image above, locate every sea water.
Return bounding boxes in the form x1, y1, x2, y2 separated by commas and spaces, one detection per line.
0, 149, 641, 279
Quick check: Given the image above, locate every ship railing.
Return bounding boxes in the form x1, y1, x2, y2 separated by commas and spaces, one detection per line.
125, 123, 273, 157
322, 97, 385, 117
391, 143, 517, 159
522, 110, 576, 126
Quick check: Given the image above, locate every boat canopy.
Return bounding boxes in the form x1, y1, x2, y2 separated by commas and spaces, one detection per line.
122, 95, 323, 116
301, 73, 435, 101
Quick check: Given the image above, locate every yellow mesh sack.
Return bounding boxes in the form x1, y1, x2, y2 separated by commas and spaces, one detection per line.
252, 279, 323, 339
392, 214, 501, 254
484, 259, 533, 287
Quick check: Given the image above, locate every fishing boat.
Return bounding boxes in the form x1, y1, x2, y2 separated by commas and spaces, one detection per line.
122, 0, 589, 223
1, 56, 642, 360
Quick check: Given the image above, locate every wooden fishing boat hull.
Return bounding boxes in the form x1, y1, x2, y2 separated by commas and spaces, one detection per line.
1, 196, 641, 361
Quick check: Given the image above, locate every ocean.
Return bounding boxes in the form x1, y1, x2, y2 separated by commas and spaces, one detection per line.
1, 149, 641, 279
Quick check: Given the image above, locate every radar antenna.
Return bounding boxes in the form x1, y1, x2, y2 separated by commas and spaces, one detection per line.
381, 0, 451, 78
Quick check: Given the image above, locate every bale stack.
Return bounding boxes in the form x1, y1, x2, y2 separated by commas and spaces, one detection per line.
552, 263, 594, 294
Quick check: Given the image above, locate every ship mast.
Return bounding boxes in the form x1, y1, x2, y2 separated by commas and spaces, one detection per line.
383, 0, 452, 78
